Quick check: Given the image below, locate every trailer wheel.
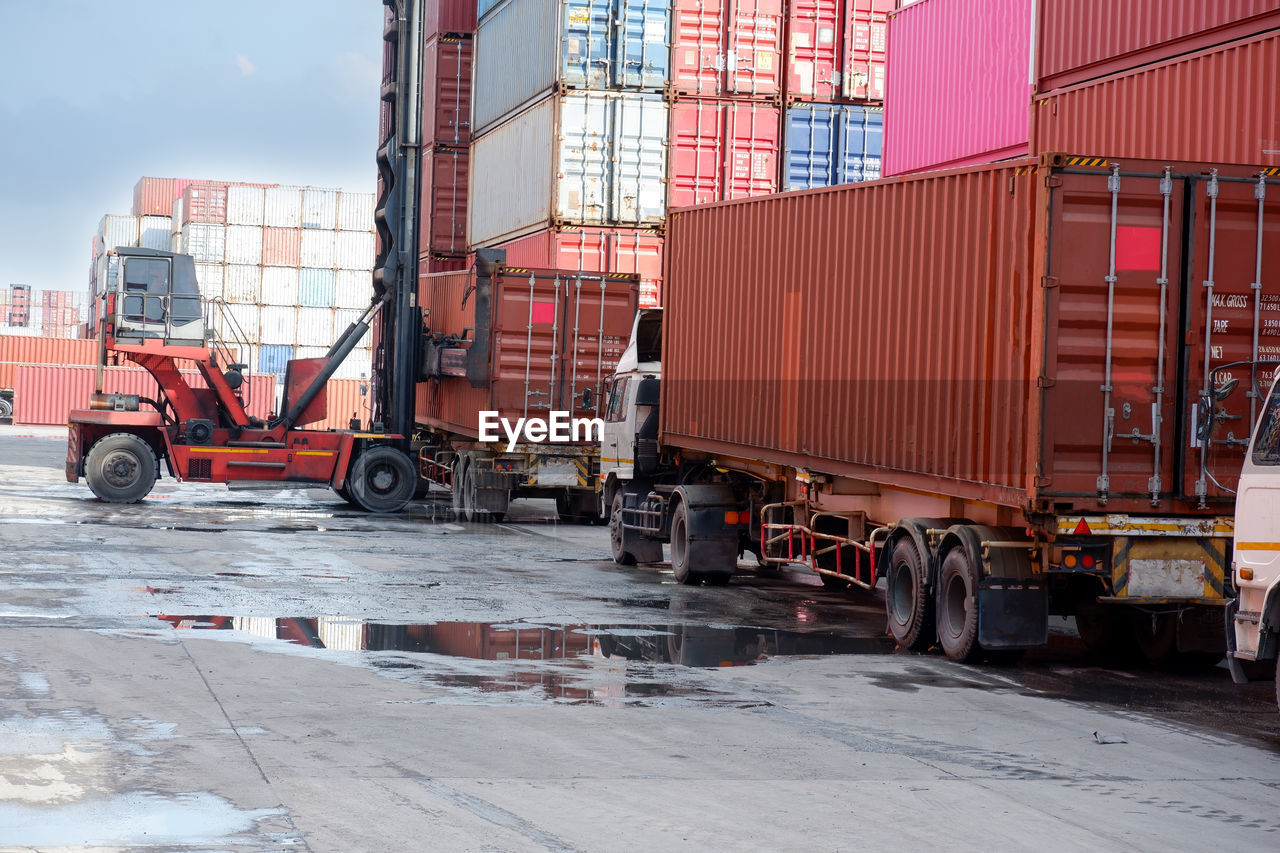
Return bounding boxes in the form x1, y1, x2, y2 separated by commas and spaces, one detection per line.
84, 433, 158, 504
936, 543, 981, 663
886, 538, 934, 652
670, 501, 700, 585
610, 491, 637, 565
0, 396, 12, 421
1131, 611, 1177, 665
348, 446, 415, 513
451, 456, 467, 519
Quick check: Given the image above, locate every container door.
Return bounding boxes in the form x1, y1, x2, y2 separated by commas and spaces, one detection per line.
493, 271, 567, 419
560, 273, 637, 418
724, 101, 780, 199
726, 0, 783, 97
783, 105, 836, 190
670, 0, 724, 96
668, 100, 727, 208
1041, 165, 1187, 504
610, 95, 668, 225
786, 0, 841, 101
558, 95, 611, 225
616, 0, 671, 89
843, 0, 890, 100
563, 0, 613, 90
1180, 171, 1280, 502
837, 105, 882, 183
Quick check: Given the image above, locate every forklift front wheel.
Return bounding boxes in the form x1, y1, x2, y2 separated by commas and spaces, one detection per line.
84, 432, 158, 504
347, 446, 416, 513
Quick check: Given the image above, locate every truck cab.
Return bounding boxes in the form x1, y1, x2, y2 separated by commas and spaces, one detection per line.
599, 308, 662, 500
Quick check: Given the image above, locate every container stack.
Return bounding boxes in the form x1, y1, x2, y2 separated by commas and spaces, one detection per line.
38, 291, 85, 339
91, 177, 380, 382
3, 284, 31, 328
883, 0, 1280, 176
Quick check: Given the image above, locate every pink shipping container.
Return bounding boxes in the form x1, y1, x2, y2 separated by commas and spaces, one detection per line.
1036, 0, 1280, 92
422, 35, 472, 145
13, 365, 274, 426
262, 227, 303, 267
0, 336, 98, 388
1035, 29, 1280, 169
786, 0, 892, 103
180, 183, 230, 225
419, 145, 469, 256
670, 0, 784, 99
882, 0, 1033, 176
493, 226, 663, 309
133, 177, 208, 217
668, 99, 781, 207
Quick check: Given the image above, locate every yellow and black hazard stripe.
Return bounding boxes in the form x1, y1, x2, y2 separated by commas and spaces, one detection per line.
1065, 156, 1110, 168
1262, 167, 1280, 177
1110, 536, 1228, 598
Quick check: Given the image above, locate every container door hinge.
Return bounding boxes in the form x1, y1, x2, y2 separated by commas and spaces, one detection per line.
1041, 275, 1059, 290
1046, 176, 1064, 188
1037, 375, 1056, 388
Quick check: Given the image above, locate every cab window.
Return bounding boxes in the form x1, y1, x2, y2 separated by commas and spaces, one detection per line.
605, 377, 629, 423
1252, 387, 1280, 466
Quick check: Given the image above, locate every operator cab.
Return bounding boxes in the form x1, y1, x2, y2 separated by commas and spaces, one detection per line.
601, 309, 662, 485
109, 248, 205, 345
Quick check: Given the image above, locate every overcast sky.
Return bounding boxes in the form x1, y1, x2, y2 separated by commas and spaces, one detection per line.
0, 0, 383, 295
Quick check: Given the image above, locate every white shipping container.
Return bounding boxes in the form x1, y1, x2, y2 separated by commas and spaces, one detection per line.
170, 197, 183, 233
261, 266, 300, 307
295, 346, 329, 360
179, 224, 226, 264
468, 91, 668, 247
332, 348, 373, 380
296, 307, 335, 346
226, 185, 266, 226
193, 263, 224, 298
336, 192, 375, 232
318, 618, 367, 652
302, 188, 339, 230
223, 264, 262, 304
334, 231, 376, 271
139, 215, 172, 250
264, 186, 303, 228
260, 305, 298, 346
225, 225, 263, 265
334, 270, 371, 308
212, 302, 259, 343
99, 215, 140, 251
300, 229, 336, 267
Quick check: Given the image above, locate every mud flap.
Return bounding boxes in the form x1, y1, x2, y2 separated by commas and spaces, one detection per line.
620, 489, 663, 564
978, 578, 1048, 649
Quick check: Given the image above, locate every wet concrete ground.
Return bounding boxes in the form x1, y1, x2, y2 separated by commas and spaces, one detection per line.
2, 426, 1279, 850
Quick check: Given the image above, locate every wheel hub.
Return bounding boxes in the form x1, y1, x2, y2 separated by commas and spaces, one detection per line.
369, 465, 395, 493
103, 452, 139, 488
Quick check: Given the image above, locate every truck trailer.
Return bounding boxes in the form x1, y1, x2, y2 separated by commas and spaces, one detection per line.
603, 153, 1280, 664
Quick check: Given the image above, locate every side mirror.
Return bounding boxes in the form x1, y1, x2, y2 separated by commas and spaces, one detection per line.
635, 376, 661, 407
1215, 378, 1239, 402
581, 387, 595, 411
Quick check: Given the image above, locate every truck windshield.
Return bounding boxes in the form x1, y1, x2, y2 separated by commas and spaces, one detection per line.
1252, 386, 1280, 466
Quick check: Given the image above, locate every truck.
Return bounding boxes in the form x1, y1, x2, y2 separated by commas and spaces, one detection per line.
413, 252, 638, 522
603, 153, 1279, 665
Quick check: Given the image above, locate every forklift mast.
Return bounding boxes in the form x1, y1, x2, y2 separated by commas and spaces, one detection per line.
373, 0, 425, 444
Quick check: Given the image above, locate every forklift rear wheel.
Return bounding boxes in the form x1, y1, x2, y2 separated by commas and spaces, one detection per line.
0, 396, 12, 421
85, 433, 158, 504
348, 447, 415, 513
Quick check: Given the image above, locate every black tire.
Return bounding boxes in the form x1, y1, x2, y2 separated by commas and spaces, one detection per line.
936, 543, 981, 663
334, 484, 360, 507
1074, 598, 1134, 659
460, 463, 477, 522
1132, 612, 1177, 665
556, 491, 602, 524
610, 491, 637, 566
886, 538, 934, 651
451, 456, 467, 519
1275, 655, 1280, 713
84, 432, 158, 504
0, 396, 12, 421
704, 572, 732, 587
348, 446, 416, 513
670, 501, 699, 585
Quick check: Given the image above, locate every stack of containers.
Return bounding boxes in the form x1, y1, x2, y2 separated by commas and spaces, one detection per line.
883, 0, 1280, 176
781, 0, 890, 191
37, 291, 84, 339
4, 285, 31, 328
467, 0, 672, 308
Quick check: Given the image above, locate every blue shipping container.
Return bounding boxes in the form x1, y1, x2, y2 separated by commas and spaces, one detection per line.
784, 104, 884, 192
258, 344, 295, 377
299, 268, 337, 308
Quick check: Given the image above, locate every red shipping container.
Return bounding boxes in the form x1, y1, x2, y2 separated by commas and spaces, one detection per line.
421, 0, 477, 36
494, 226, 664, 309
181, 183, 229, 225
883, 0, 1033, 176
262, 227, 303, 267
1035, 30, 1280, 169
786, 0, 892, 102
422, 35, 472, 145
670, 0, 784, 98
668, 99, 780, 207
133, 177, 208, 217
419, 145, 469, 256
1036, 0, 1280, 92
420, 254, 470, 274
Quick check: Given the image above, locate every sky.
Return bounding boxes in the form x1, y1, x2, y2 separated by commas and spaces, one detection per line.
0, 0, 384, 295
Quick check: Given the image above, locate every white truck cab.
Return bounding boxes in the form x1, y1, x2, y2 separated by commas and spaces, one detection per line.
600, 308, 662, 499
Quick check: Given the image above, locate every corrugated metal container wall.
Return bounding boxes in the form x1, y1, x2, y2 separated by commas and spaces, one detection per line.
264, 187, 303, 228
422, 0, 477, 34
315, 378, 372, 430
260, 306, 298, 346
421, 254, 471, 274
299, 269, 337, 307
181, 184, 229, 225
223, 264, 262, 304
335, 270, 371, 307
668, 99, 780, 207
335, 231, 376, 271
194, 263, 224, 298
0, 336, 98, 388
882, 0, 1032, 176
138, 216, 172, 250
670, 0, 784, 98
843, 0, 891, 101
331, 348, 374, 381
302, 189, 339, 230
423, 36, 472, 145
262, 266, 300, 306
301, 230, 337, 268
337, 192, 375, 232
257, 344, 295, 376
14, 365, 274, 425
784, 103, 883, 190
225, 225, 263, 265
421, 146, 469, 256
468, 92, 669, 247
472, 0, 672, 137
262, 227, 302, 267
297, 307, 335, 345
133, 177, 208, 217
179, 225, 226, 264
1036, 0, 1280, 92
227, 186, 266, 226
1034, 30, 1280, 169
100, 215, 139, 251
786, 0, 893, 102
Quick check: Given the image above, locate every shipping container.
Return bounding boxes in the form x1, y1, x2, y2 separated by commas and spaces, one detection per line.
468, 91, 668, 247
783, 102, 882, 189
99, 215, 139, 251
138, 216, 172, 250
300, 269, 338, 307
301, 229, 337, 268
491, 226, 663, 308
178, 224, 227, 264
223, 264, 262, 304
297, 307, 336, 346
668, 99, 780, 208
1034, 30, 1280, 169
420, 145, 469, 256
669, 0, 784, 98
0, 335, 98, 388
882, 0, 1032, 176
181, 183, 229, 225
335, 230, 376, 271
786, 0, 892, 102
331, 349, 374, 381
262, 226, 302, 267
302, 188, 339, 230
13, 364, 274, 425
133, 177, 206, 217
337, 192, 376, 232
227, 185, 266, 226
264, 187, 303, 228
225, 225, 264, 265
472, 0, 672, 136
422, 35, 472, 145
193, 263, 225, 298
421, 0, 477, 35
257, 344, 296, 376
262, 266, 301, 306
1036, 0, 1280, 92
335, 270, 372, 307
260, 306, 298, 346
420, 254, 470, 274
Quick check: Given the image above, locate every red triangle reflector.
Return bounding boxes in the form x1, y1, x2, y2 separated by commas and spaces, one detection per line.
1073, 518, 1092, 535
